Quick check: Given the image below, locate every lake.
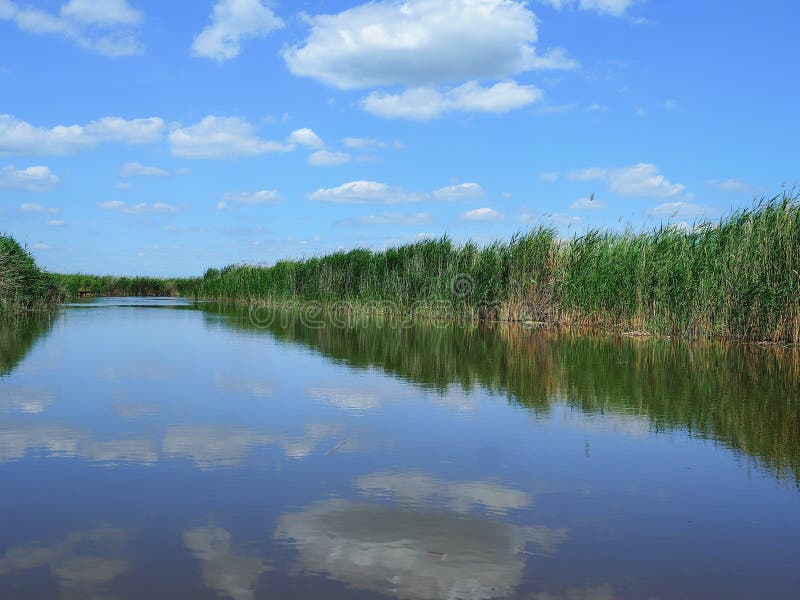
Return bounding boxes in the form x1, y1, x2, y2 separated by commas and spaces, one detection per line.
1, 298, 798, 599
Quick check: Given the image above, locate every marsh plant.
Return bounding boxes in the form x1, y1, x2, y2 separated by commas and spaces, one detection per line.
184, 193, 800, 343
0, 235, 60, 314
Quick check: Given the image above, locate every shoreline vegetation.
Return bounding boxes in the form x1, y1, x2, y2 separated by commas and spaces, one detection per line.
5, 193, 799, 344
0, 234, 61, 314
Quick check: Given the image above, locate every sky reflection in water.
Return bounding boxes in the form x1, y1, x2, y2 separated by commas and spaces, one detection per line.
0, 299, 798, 599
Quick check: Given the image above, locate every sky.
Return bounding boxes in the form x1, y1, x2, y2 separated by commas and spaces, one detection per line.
0, 0, 798, 276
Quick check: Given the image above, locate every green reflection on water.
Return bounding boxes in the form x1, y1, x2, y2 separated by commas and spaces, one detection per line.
201, 303, 800, 486
0, 314, 55, 377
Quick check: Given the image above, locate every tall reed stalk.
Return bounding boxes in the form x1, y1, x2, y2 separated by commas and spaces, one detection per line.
177, 194, 800, 343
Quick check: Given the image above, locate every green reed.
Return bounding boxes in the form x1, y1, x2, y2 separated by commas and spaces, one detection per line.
53, 273, 179, 298
0, 235, 61, 314
180, 193, 800, 343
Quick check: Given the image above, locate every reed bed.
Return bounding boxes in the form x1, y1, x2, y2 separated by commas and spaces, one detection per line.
181, 194, 800, 343
54, 273, 179, 298
0, 235, 61, 314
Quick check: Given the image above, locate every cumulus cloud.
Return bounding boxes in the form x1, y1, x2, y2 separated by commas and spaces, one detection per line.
98, 200, 178, 215
167, 116, 292, 159
308, 150, 351, 166
0, 0, 143, 56
529, 47, 580, 70
118, 162, 168, 178
0, 165, 59, 191
341, 212, 432, 226
432, 182, 484, 201
285, 0, 576, 89
310, 181, 425, 204
569, 163, 686, 199
287, 128, 324, 148
462, 207, 501, 221
0, 114, 164, 156
539, 0, 635, 17
192, 0, 284, 61
217, 189, 280, 209
362, 81, 541, 120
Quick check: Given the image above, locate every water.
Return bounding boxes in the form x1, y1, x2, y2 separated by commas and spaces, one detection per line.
1, 298, 798, 599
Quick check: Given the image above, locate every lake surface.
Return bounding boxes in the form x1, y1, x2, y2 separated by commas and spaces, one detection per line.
1, 298, 798, 600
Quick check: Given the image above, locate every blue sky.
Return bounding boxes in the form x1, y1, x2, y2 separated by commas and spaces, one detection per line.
1, 0, 797, 276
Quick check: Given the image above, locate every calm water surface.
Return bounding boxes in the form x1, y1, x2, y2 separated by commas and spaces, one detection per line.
1, 298, 798, 599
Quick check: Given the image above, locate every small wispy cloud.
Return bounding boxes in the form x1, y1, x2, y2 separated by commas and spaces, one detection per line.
340, 212, 432, 226
308, 150, 351, 167
98, 200, 179, 215
462, 207, 501, 222
118, 162, 169, 178
217, 189, 280, 209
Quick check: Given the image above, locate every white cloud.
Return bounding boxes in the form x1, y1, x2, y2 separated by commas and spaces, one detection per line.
569, 163, 685, 199
363, 81, 541, 120
31, 242, 50, 250
342, 137, 402, 150
19, 202, 60, 213
539, 172, 559, 181
118, 162, 168, 178
98, 200, 178, 215
287, 128, 324, 148
168, 116, 292, 159
0, 0, 143, 56
0, 165, 59, 191
648, 201, 715, 219
539, 0, 635, 17
462, 207, 501, 221
115, 181, 133, 190
708, 178, 754, 194
60, 0, 142, 26
529, 47, 579, 70
432, 182, 484, 201
308, 150, 351, 166
0, 114, 164, 156
192, 0, 283, 62
284, 0, 571, 90
47, 219, 65, 226
570, 196, 607, 210
343, 212, 432, 226
310, 181, 425, 204
217, 189, 280, 209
